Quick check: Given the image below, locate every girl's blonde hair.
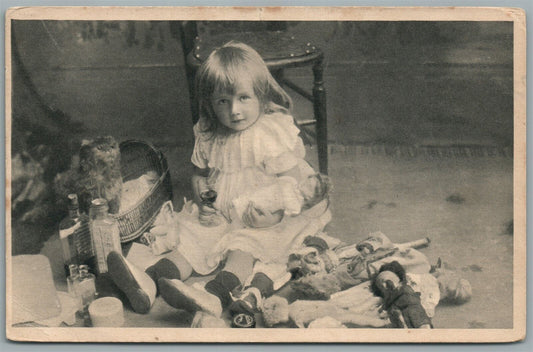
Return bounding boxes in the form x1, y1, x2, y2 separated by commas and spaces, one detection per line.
195, 41, 293, 133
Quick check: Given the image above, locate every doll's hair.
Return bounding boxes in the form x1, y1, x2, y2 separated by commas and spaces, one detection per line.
370, 260, 407, 297
301, 173, 332, 210
195, 41, 293, 134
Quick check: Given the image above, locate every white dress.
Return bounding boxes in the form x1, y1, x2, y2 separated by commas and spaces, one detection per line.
175, 111, 332, 275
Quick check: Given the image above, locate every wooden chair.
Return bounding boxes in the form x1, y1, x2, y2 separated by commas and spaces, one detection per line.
171, 21, 328, 174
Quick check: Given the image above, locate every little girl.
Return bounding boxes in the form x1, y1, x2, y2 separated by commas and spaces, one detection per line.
107, 41, 331, 323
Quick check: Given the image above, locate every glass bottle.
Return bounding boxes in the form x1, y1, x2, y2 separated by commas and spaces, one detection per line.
199, 190, 222, 227
90, 198, 121, 275
67, 264, 79, 293
77, 264, 97, 311
59, 194, 82, 276
74, 212, 94, 271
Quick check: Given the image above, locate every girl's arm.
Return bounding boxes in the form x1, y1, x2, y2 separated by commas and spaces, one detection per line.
243, 202, 284, 228
277, 165, 302, 181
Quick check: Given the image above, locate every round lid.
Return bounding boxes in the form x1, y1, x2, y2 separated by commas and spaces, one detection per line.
88, 296, 123, 316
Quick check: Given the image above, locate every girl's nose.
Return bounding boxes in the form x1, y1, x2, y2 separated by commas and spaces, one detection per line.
230, 101, 242, 116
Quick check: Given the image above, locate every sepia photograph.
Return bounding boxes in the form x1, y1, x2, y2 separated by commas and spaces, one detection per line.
4, 6, 526, 343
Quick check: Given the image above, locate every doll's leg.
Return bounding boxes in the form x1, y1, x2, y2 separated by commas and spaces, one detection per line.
159, 250, 253, 313
213, 251, 276, 323
221, 249, 254, 283
146, 250, 193, 283
107, 250, 193, 314
227, 272, 274, 320
158, 250, 263, 320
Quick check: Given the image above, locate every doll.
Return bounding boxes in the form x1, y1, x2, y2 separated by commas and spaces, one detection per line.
232, 173, 331, 226
371, 261, 432, 329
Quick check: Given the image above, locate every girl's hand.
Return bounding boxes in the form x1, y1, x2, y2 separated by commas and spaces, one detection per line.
242, 202, 284, 228
191, 168, 210, 206
199, 204, 217, 223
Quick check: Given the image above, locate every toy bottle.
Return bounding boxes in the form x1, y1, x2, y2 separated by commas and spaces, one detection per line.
199, 190, 222, 227
66, 264, 83, 310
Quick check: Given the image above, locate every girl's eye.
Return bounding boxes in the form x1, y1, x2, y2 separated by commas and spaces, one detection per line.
217, 99, 228, 105
240, 96, 250, 101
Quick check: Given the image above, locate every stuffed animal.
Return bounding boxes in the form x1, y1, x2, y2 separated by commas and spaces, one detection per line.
308, 316, 346, 328
55, 136, 122, 214
262, 295, 290, 327
431, 258, 472, 305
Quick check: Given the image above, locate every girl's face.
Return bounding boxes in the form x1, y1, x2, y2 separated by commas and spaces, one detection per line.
211, 78, 261, 132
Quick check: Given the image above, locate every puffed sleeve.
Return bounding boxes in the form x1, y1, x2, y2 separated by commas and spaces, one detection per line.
190, 123, 209, 169
262, 113, 307, 175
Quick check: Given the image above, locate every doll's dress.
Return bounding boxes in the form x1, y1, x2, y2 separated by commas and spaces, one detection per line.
231, 175, 304, 220
174, 111, 331, 275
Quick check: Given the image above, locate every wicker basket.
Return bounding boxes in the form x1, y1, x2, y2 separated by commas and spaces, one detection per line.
113, 140, 173, 243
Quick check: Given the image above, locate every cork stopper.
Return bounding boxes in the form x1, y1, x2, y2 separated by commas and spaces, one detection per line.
67, 194, 79, 209
89, 198, 109, 218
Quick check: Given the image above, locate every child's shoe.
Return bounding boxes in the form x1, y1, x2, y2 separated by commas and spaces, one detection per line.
107, 251, 156, 314
228, 272, 274, 328
229, 287, 262, 328
158, 278, 223, 317
229, 287, 262, 316
145, 258, 182, 285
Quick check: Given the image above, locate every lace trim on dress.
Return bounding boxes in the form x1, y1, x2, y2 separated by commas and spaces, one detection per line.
191, 112, 303, 173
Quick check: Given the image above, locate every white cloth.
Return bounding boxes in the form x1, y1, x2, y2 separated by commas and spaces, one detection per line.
176, 112, 330, 275
176, 200, 331, 275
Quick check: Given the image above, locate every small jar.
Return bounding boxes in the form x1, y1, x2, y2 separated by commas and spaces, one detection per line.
77, 265, 97, 310
66, 264, 82, 310
67, 264, 79, 294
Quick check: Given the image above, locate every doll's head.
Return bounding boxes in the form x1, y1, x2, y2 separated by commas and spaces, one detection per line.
287, 236, 339, 279
371, 261, 407, 297
196, 41, 292, 134
431, 259, 472, 305
300, 173, 331, 210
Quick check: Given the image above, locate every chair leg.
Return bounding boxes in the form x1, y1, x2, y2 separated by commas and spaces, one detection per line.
312, 58, 328, 175
171, 21, 200, 124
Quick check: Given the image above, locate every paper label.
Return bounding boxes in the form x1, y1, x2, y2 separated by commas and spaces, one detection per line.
91, 223, 120, 273
59, 222, 81, 239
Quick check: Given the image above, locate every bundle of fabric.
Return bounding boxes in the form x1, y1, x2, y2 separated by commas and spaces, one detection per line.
12, 255, 79, 327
